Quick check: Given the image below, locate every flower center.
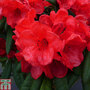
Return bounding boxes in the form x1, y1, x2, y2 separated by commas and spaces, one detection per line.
14, 8, 21, 17
37, 39, 48, 50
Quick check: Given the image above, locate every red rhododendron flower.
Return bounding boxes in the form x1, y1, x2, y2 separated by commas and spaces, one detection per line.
60, 33, 86, 69
13, 10, 69, 79
70, 0, 90, 23
39, 9, 87, 70
40, 8, 90, 51
2, 0, 29, 28
39, 8, 69, 35
13, 8, 88, 79
15, 22, 62, 66
0, 0, 50, 28
0, 0, 89, 82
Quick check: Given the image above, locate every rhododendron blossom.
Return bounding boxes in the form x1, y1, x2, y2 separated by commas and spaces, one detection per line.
12, 7, 90, 79
0, 0, 51, 28
14, 14, 68, 79
0, 0, 90, 81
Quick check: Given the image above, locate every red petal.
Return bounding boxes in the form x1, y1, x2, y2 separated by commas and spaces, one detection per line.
21, 60, 31, 73
64, 47, 84, 67
57, 0, 75, 9
39, 15, 53, 27
22, 47, 40, 66
50, 61, 68, 78
31, 66, 43, 79
54, 8, 68, 24
38, 47, 54, 65
42, 65, 53, 79
15, 52, 25, 61
66, 34, 86, 51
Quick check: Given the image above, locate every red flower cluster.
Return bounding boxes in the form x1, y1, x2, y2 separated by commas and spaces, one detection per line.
0, 0, 51, 28
13, 8, 89, 79
0, 38, 16, 59
57, 0, 90, 25
0, 0, 90, 79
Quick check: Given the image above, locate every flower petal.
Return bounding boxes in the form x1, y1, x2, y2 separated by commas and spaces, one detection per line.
50, 61, 68, 78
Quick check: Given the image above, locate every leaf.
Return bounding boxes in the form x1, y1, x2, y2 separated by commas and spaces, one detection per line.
46, 0, 56, 5
68, 10, 75, 17
13, 60, 24, 89
16, 62, 21, 72
81, 52, 90, 90
53, 77, 69, 90
30, 76, 43, 90
40, 77, 52, 90
20, 73, 33, 90
0, 18, 5, 31
0, 57, 8, 62
6, 28, 13, 54
1, 60, 12, 79
0, 34, 6, 39
4, 22, 9, 31
67, 72, 79, 88
73, 66, 81, 75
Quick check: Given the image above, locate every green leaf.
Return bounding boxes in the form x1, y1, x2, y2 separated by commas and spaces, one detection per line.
53, 77, 69, 90
0, 57, 8, 62
21, 74, 43, 90
0, 34, 6, 39
4, 22, 10, 31
40, 77, 52, 90
1, 60, 12, 79
73, 66, 81, 75
68, 10, 75, 17
0, 18, 5, 31
20, 73, 33, 90
30, 76, 43, 90
81, 52, 90, 90
6, 28, 13, 54
16, 62, 21, 72
13, 60, 24, 89
46, 0, 56, 5
67, 72, 79, 88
